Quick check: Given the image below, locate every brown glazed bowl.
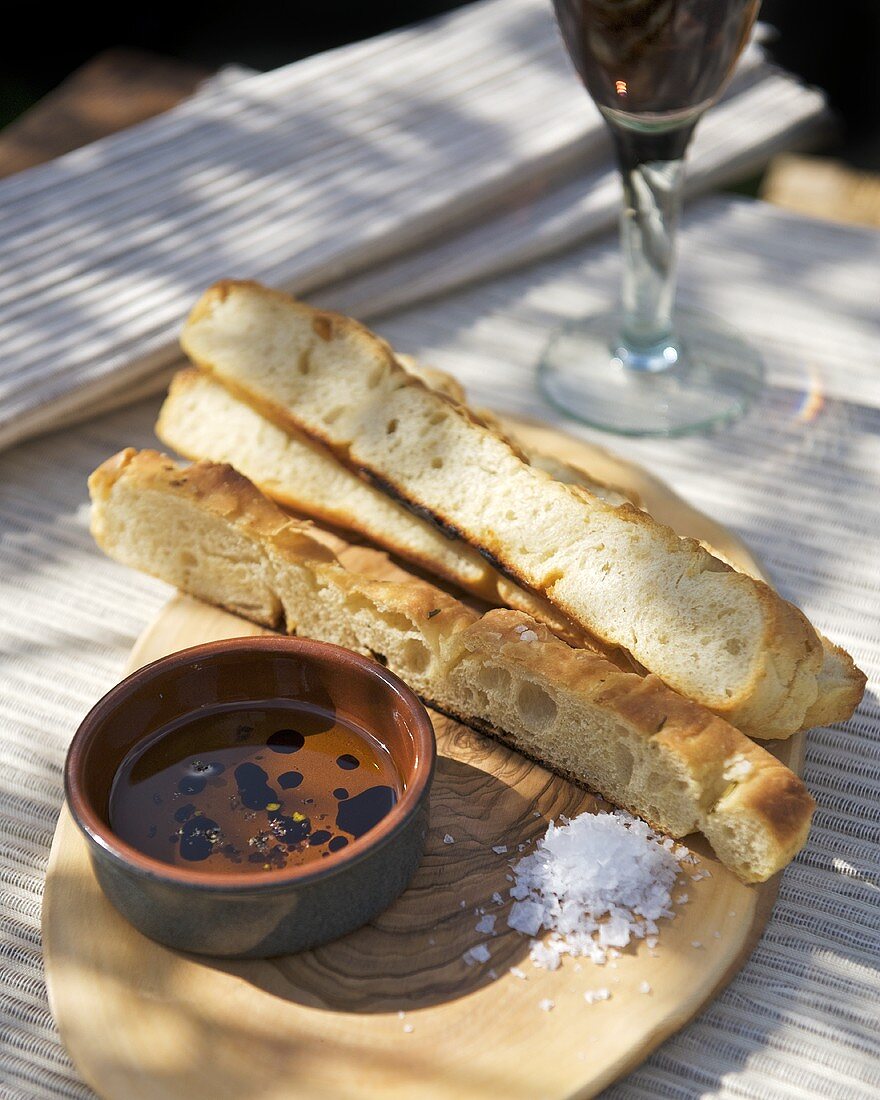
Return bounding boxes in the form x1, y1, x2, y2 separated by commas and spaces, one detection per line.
65, 637, 435, 958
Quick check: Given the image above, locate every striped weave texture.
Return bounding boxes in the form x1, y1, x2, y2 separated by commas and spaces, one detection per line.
0, 0, 876, 1095
1, 197, 878, 1098
0, 0, 824, 450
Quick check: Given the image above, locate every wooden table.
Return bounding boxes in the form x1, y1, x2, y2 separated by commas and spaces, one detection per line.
0, 49, 208, 178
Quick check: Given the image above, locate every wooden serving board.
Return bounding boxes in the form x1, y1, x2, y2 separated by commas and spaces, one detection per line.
43, 417, 802, 1100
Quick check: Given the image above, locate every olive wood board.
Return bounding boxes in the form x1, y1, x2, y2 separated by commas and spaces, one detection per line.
43, 415, 802, 1100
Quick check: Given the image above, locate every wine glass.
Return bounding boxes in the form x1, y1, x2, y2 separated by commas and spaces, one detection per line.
539, 0, 763, 436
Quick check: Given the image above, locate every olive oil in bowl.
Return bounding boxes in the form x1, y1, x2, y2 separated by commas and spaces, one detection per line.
109, 700, 402, 875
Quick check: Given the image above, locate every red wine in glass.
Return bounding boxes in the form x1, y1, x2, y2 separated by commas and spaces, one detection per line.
539, 0, 764, 436
554, 0, 759, 123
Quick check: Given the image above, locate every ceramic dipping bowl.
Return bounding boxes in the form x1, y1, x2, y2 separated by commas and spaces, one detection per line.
65, 637, 436, 958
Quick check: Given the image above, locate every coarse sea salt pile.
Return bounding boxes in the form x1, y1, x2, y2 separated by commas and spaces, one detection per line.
507, 810, 693, 970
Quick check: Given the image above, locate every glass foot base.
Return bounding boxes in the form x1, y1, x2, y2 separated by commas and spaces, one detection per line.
538, 308, 763, 437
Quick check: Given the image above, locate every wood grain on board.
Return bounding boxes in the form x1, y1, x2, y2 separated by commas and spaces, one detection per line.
43, 416, 801, 1100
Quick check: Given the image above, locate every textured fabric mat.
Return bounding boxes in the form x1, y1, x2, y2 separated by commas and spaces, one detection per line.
1, 195, 878, 1098
0, 0, 826, 452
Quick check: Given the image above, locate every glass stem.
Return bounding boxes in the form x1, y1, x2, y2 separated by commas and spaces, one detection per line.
608, 122, 694, 372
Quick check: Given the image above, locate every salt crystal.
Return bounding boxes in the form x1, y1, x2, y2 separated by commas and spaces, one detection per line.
639, 981, 652, 995
462, 944, 492, 966
728, 910, 737, 918
492, 845, 508, 854
507, 809, 688, 970
443, 834, 455, 845
403, 1024, 414, 1034
428, 937, 435, 945
583, 988, 611, 1004
508, 899, 544, 936
713, 931, 721, 939
538, 998, 555, 1012
530, 939, 562, 970
533, 811, 542, 818
475, 914, 497, 935
520, 630, 538, 643
488, 969, 498, 980
397, 1010, 406, 1019
675, 893, 689, 904
514, 624, 529, 634
691, 941, 703, 949
460, 900, 467, 908
510, 967, 528, 980
646, 936, 658, 950
492, 892, 504, 905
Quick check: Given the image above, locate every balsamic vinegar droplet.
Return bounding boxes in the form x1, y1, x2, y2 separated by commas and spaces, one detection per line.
278, 770, 303, 790
267, 728, 305, 753
234, 763, 278, 811
336, 786, 397, 838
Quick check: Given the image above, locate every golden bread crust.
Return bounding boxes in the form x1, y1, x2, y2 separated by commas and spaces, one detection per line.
179, 281, 862, 738
158, 368, 606, 651
89, 449, 814, 881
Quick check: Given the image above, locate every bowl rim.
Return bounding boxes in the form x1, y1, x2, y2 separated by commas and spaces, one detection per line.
65, 635, 436, 894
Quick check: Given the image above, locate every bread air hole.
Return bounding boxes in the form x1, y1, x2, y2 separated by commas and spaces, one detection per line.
725, 637, 743, 655
476, 665, 511, 694
344, 595, 413, 636
430, 456, 444, 469
428, 411, 448, 426
515, 681, 557, 727
401, 638, 431, 674
386, 419, 398, 435
610, 740, 635, 787
297, 350, 312, 375
456, 680, 490, 714
366, 364, 386, 389
373, 608, 418, 635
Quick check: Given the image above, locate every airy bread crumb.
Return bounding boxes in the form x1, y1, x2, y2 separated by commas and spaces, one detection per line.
179, 281, 865, 737
88, 449, 817, 883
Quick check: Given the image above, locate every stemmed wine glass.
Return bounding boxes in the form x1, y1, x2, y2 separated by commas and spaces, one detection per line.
539, 0, 763, 435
